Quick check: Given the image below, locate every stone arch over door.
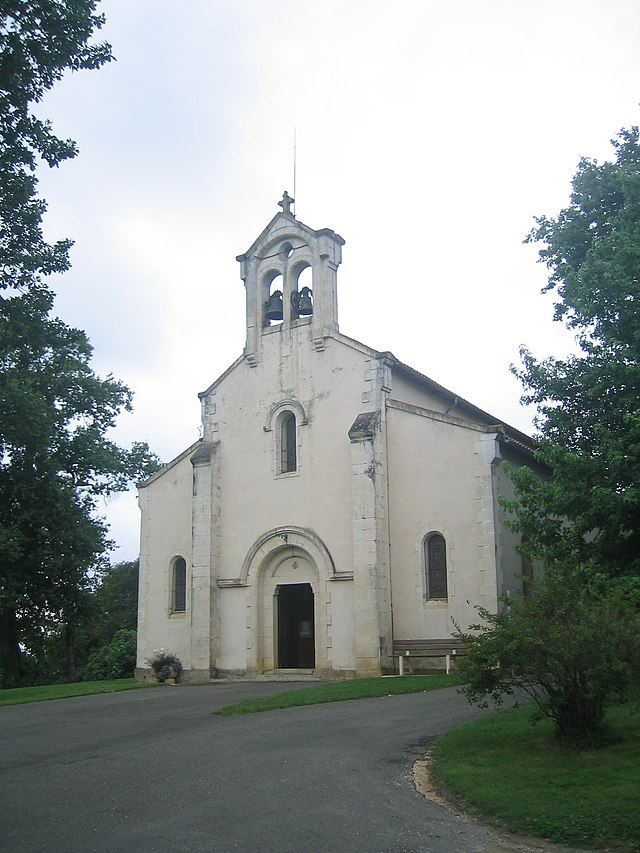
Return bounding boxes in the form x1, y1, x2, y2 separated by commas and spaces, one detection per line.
242, 527, 336, 676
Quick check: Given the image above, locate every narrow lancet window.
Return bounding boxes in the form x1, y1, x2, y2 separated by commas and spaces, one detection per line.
172, 557, 187, 612
425, 534, 447, 600
280, 411, 297, 473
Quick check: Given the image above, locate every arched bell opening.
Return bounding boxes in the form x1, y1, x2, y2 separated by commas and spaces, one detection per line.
264, 272, 284, 325
290, 264, 313, 320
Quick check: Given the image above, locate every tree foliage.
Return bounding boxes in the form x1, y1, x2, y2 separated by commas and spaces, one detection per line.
456, 565, 639, 745
0, 0, 112, 291
14, 560, 139, 685
91, 560, 139, 647
0, 4, 159, 688
511, 127, 640, 581
81, 628, 137, 681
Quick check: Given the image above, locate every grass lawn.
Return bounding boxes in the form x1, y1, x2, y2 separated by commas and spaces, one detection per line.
431, 701, 640, 851
1, 674, 463, 711
216, 673, 465, 715
0, 678, 150, 707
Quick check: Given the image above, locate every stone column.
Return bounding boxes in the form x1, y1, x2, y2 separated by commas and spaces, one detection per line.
348, 412, 393, 675
135, 486, 151, 678
239, 255, 261, 367
473, 430, 502, 612
189, 441, 220, 682
311, 231, 342, 348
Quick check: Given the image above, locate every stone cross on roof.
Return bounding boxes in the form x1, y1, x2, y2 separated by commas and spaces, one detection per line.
278, 191, 294, 215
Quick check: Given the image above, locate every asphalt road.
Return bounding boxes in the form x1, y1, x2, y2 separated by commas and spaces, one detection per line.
0, 681, 503, 852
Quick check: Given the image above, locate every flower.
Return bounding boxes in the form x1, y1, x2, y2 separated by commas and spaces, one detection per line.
146, 649, 183, 681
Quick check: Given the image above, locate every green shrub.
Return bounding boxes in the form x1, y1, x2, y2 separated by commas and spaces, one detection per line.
455, 564, 640, 746
80, 629, 137, 681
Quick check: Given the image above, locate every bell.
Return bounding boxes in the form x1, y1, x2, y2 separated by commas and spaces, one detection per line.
265, 290, 283, 322
297, 286, 313, 316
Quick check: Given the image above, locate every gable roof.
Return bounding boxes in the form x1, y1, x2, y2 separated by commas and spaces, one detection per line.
389, 356, 535, 451
235, 211, 344, 262
332, 330, 536, 458
137, 439, 202, 489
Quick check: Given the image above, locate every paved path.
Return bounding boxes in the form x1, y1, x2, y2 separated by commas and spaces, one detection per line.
0, 682, 545, 852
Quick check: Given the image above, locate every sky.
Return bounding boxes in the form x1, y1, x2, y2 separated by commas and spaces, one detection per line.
35, 0, 640, 562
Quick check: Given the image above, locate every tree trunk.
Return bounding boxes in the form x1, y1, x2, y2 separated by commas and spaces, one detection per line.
65, 622, 77, 682
555, 692, 605, 745
0, 607, 22, 688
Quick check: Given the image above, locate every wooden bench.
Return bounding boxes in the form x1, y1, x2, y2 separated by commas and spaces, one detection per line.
392, 639, 466, 675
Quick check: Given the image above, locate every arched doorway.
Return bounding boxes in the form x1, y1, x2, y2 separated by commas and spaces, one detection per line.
276, 583, 315, 668
242, 526, 347, 676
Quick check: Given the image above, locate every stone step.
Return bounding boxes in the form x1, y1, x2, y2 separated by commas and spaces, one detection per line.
255, 669, 322, 682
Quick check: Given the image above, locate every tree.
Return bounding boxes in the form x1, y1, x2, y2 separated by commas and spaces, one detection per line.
15, 560, 139, 686
511, 127, 640, 583
457, 127, 640, 745
0, 268, 158, 687
0, 3, 159, 687
0, 1, 112, 291
456, 565, 639, 745
91, 560, 139, 646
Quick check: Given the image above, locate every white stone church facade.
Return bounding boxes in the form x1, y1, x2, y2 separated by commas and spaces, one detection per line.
135, 196, 535, 682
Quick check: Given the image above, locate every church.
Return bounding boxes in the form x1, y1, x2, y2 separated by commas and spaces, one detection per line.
135, 195, 535, 682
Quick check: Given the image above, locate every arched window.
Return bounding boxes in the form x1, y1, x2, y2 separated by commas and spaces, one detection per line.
172, 557, 187, 613
280, 411, 297, 473
425, 533, 447, 600
266, 401, 306, 478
